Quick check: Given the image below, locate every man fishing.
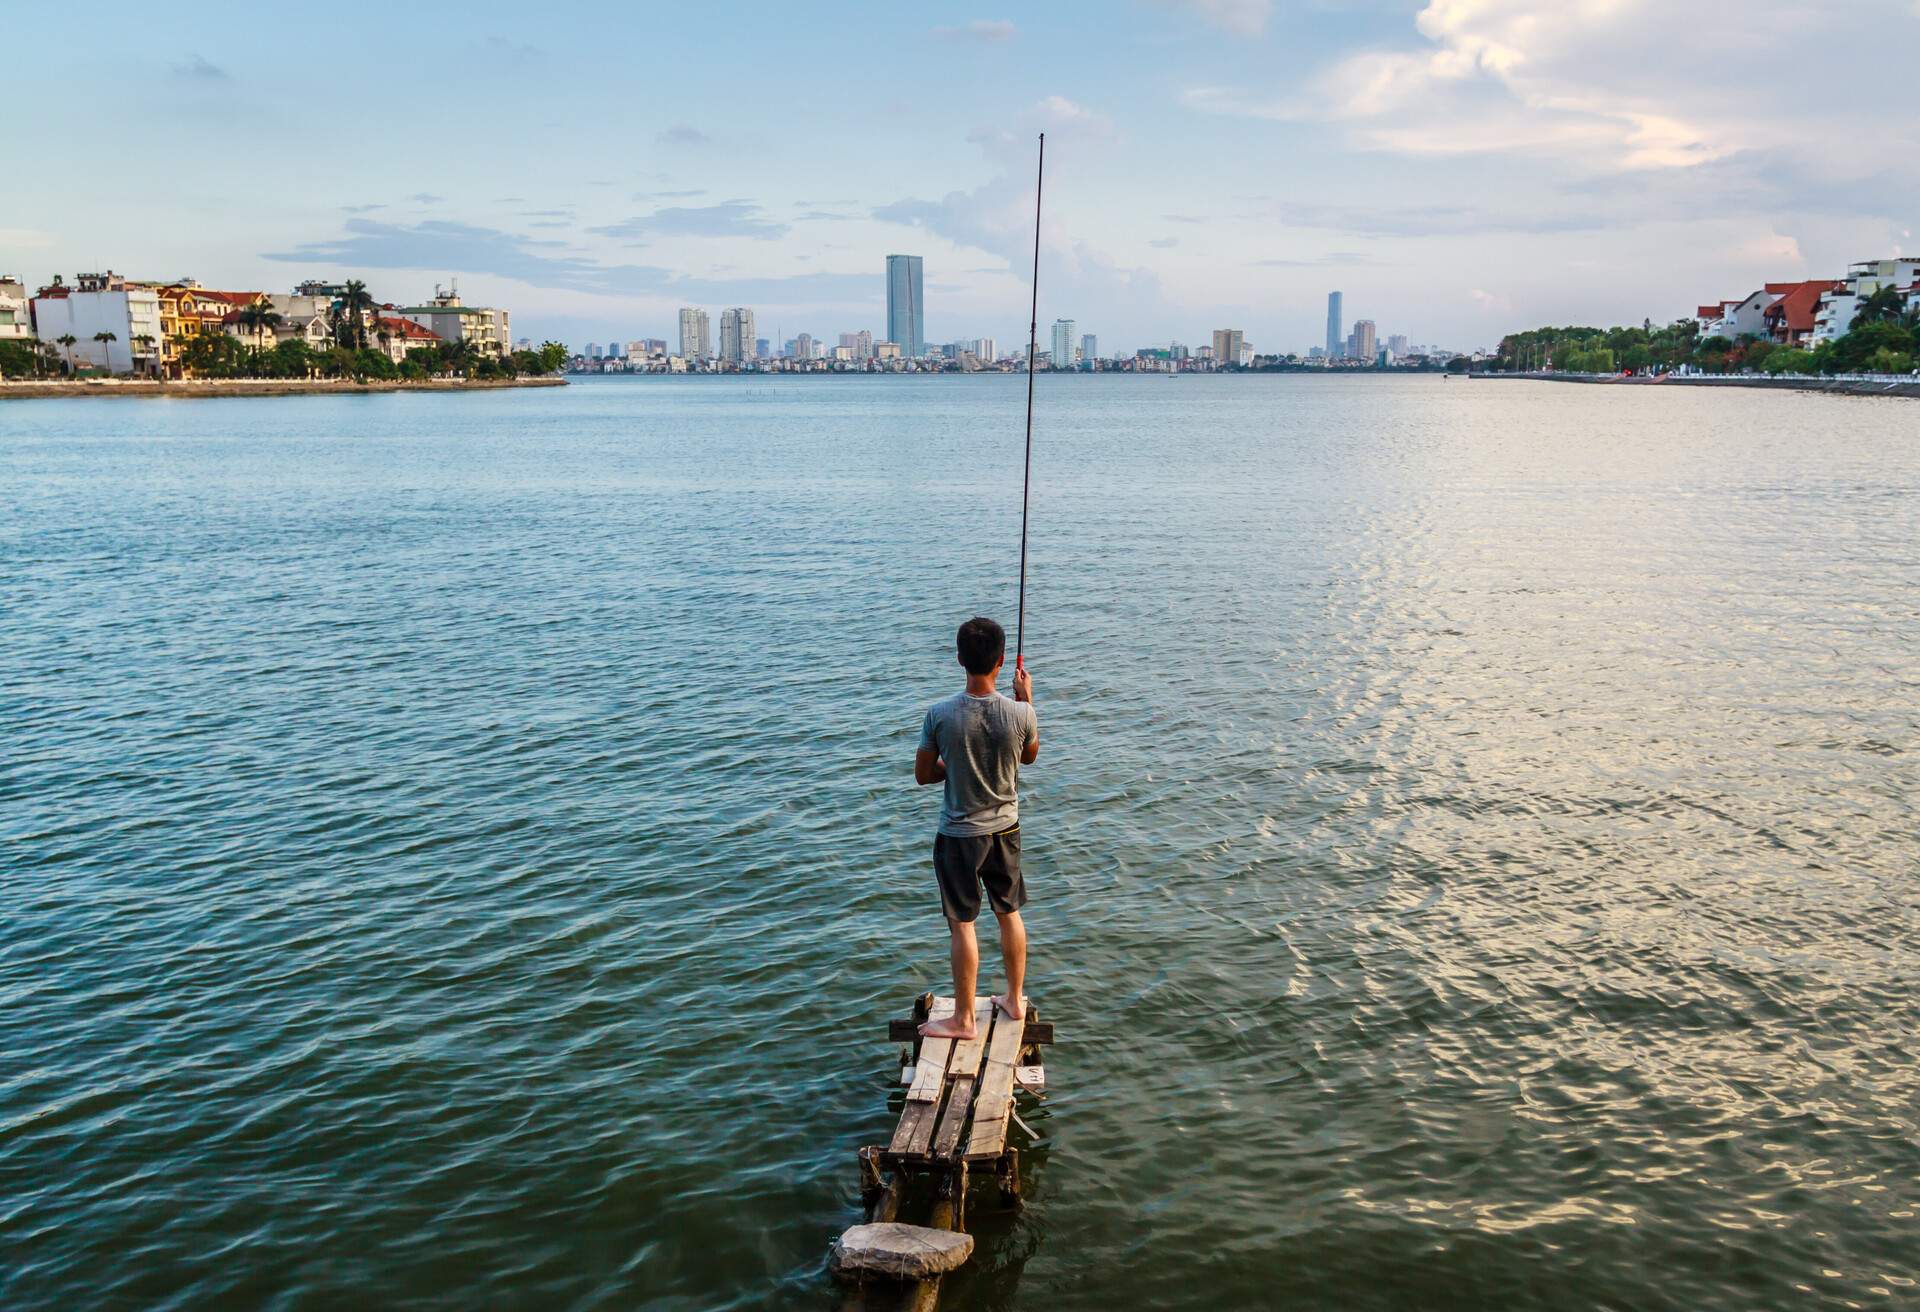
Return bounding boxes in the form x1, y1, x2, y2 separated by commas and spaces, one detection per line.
913, 616, 1039, 1040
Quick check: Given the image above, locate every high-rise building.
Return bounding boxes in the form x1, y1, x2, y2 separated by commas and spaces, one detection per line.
1050, 319, 1077, 369
1212, 329, 1245, 367
586, 342, 602, 359
718, 307, 755, 363
677, 308, 710, 360
1388, 334, 1409, 357
794, 332, 816, 360
1080, 333, 1098, 364
1326, 291, 1343, 359
1353, 319, 1377, 363
755, 338, 769, 360
886, 255, 924, 357
972, 337, 996, 362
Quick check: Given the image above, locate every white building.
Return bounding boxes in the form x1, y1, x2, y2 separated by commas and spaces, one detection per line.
0, 276, 32, 341
1050, 319, 1077, 369
678, 308, 710, 360
718, 307, 755, 364
29, 272, 165, 375
1697, 289, 1777, 340
1812, 259, 1920, 343
399, 285, 509, 355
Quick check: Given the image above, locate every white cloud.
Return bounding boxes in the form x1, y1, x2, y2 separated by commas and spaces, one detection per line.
1182, 0, 1918, 175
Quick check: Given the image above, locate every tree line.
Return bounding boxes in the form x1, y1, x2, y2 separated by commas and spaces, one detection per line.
1494, 287, 1919, 377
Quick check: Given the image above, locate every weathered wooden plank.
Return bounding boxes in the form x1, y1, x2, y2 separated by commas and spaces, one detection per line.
964, 1007, 1028, 1159
1014, 1065, 1046, 1092
891, 1017, 1052, 1045
888, 1097, 941, 1157
929, 1000, 994, 1158
946, 1000, 993, 1079
904, 997, 956, 1103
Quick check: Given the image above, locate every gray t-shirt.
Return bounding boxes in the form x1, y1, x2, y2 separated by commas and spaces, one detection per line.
919, 691, 1038, 837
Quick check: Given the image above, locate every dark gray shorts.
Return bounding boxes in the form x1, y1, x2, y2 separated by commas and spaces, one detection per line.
933, 825, 1027, 923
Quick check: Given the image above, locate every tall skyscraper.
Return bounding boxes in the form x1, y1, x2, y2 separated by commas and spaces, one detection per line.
1050, 319, 1077, 368
678, 307, 710, 360
1212, 328, 1245, 367
1353, 319, 1378, 362
1388, 334, 1409, 357
1080, 333, 1098, 364
1326, 291, 1344, 359
886, 255, 924, 357
718, 307, 755, 363
974, 337, 996, 362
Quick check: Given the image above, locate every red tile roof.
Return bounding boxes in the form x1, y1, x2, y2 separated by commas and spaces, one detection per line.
374, 315, 440, 341
1697, 304, 1723, 319
1760, 280, 1843, 333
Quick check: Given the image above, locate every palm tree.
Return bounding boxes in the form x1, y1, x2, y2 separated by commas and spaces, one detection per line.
442, 335, 479, 377
55, 333, 78, 374
1853, 284, 1907, 327
235, 302, 284, 353
92, 331, 118, 374
132, 334, 156, 377
334, 280, 375, 351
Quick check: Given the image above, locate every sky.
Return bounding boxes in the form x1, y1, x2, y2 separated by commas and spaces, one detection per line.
6, 0, 1917, 355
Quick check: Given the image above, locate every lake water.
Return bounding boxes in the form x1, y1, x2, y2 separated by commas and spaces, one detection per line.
4, 375, 1917, 1310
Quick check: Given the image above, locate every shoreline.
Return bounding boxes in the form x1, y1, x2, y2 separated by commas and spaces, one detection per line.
0, 377, 567, 400
1475, 372, 1920, 399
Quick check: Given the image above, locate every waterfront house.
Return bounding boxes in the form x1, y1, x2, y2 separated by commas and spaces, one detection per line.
30, 272, 166, 375
151, 283, 268, 376
1698, 290, 1776, 340
1761, 280, 1842, 347
397, 286, 509, 355
1812, 259, 1920, 343
0, 276, 32, 342
371, 315, 442, 362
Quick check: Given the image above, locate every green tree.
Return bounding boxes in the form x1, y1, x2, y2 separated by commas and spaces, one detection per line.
1851, 285, 1907, 327
1762, 348, 1816, 375
1825, 320, 1916, 373
55, 333, 78, 373
235, 302, 284, 354
91, 331, 118, 373
332, 280, 375, 351
1864, 346, 1915, 374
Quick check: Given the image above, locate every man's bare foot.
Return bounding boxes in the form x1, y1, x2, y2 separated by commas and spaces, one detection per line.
919, 1016, 977, 1040
993, 994, 1028, 1021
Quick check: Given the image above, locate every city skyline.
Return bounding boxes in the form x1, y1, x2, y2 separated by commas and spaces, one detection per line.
17, 4, 1907, 353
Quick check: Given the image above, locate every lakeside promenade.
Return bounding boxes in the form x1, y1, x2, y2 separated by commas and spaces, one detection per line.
1479, 372, 1920, 399
0, 377, 567, 400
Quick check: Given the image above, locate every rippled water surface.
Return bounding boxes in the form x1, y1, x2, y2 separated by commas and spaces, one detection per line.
4, 376, 1918, 1310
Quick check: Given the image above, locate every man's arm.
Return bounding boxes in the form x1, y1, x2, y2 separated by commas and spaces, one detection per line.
1014, 667, 1039, 764
915, 749, 946, 785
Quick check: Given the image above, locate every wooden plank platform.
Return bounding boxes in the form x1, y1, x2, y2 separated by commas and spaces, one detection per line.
887, 996, 1045, 1169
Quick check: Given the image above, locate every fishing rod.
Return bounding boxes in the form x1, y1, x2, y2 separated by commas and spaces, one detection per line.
1016, 133, 1044, 674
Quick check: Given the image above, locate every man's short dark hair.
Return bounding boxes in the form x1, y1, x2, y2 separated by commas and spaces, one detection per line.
956, 616, 1006, 676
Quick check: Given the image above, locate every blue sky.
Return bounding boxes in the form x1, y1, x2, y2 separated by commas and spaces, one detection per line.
7, 0, 1916, 353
